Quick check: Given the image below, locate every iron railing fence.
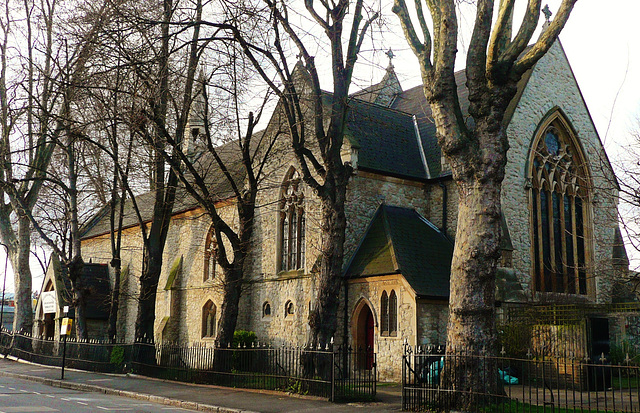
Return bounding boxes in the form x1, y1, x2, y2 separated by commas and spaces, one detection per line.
0, 330, 376, 402
0, 330, 130, 373
402, 345, 640, 412
132, 341, 376, 401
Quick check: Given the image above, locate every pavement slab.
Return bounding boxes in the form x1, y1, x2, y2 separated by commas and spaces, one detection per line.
0, 358, 401, 412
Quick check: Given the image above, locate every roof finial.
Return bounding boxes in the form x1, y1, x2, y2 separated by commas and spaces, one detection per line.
385, 48, 395, 68
542, 4, 552, 23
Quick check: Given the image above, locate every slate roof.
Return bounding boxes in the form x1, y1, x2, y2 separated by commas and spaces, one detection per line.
80, 134, 261, 240
345, 99, 428, 180
344, 204, 453, 299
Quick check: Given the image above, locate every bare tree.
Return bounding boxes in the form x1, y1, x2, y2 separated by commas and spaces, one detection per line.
0, 0, 108, 333
213, 0, 379, 348
393, 0, 576, 405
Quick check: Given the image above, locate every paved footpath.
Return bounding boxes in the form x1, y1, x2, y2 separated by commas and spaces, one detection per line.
0, 357, 401, 412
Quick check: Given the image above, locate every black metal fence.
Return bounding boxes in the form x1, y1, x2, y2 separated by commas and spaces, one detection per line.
402, 345, 640, 412
0, 330, 375, 402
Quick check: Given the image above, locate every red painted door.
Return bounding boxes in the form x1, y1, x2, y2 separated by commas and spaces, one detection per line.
365, 310, 374, 370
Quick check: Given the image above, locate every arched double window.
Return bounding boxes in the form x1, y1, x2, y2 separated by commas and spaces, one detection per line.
529, 113, 591, 295
202, 300, 216, 338
279, 168, 305, 272
204, 225, 217, 282
380, 290, 397, 337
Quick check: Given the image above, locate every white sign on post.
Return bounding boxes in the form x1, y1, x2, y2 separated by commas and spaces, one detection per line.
60, 318, 73, 336
41, 291, 57, 314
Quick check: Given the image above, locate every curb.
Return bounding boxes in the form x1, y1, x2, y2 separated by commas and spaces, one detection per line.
0, 370, 260, 413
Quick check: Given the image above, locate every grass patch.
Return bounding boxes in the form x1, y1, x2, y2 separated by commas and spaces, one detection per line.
481, 400, 621, 413
612, 375, 640, 389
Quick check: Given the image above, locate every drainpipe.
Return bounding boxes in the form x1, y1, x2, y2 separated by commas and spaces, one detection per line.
439, 181, 448, 235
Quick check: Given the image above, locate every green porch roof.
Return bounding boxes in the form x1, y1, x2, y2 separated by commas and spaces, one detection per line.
344, 204, 453, 299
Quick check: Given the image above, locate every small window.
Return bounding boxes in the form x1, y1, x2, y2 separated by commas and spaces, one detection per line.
262, 301, 271, 317
380, 291, 389, 336
388, 290, 398, 337
202, 300, 216, 338
381, 290, 397, 337
285, 300, 295, 317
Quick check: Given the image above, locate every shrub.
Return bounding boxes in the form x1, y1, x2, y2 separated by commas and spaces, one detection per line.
233, 330, 257, 348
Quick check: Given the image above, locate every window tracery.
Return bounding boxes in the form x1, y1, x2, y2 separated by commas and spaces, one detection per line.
279, 168, 305, 272
529, 116, 591, 295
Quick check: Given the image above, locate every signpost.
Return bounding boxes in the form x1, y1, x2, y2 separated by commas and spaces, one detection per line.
60, 306, 71, 380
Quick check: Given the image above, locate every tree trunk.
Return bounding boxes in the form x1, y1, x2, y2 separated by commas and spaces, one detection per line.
215, 259, 244, 347
443, 178, 502, 407
308, 177, 348, 348
107, 259, 121, 341
136, 250, 162, 342
9, 216, 33, 333
68, 257, 88, 339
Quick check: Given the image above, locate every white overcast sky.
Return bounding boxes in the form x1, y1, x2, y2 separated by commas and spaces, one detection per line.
2, 1, 639, 294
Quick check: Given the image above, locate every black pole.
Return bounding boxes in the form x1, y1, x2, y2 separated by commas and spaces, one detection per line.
61, 334, 67, 380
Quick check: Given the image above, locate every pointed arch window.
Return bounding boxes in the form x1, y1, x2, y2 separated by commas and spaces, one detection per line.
204, 225, 218, 282
388, 290, 397, 336
279, 168, 305, 272
380, 290, 397, 337
202, 300, 216, 338
380, 291, 389, 336
529, 115, 591, 295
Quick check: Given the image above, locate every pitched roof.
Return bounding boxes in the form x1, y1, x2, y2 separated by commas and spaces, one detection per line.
344, 204, 453, 299
345, 99, 429, 180
389, 70, 471, 178
80, 133, 264, 240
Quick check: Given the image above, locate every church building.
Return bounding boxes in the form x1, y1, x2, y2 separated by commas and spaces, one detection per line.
43, 39, 630, 381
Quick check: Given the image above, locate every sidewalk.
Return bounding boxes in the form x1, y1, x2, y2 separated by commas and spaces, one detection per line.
0, 357, 401, 412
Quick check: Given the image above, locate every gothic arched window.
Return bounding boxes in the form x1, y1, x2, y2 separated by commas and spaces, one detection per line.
380, 291, 389, 336
279, 168, 305, 272
388, 290, 398, 336
381, 290, 397, 337
204, 225, 217, 282
529, 114, 591, 295
262, 301, 271, 318
202, 300, 216, 338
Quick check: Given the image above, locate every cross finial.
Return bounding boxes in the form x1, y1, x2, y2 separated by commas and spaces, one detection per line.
542, 4, 552, 22
385, 48, 395, 67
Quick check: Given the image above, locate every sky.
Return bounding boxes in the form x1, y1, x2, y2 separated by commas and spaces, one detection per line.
1, 0, 639, 294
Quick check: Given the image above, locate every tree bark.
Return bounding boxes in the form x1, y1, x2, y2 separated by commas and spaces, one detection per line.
7, 215, 33, 333
308, 175, 349, 348
136, 249, 163, 341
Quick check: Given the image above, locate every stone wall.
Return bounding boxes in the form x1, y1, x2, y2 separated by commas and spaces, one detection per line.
501, 40, 620, 304
346, 276, 415, 382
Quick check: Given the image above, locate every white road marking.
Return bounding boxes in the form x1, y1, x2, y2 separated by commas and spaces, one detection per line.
76, 402, 88, 406
45, 395, 55, 398
19, 390, 28, 393
87, 379, 113, 382
96, 407, 134, 411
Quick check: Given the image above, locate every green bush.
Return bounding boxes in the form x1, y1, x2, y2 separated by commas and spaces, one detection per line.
233, 330, 257, 348
110, 345, 126, 368
498, 321, 533, 358
610, 340, 640, 366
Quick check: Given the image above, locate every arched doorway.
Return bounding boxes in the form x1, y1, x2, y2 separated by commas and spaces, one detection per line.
354, 301, 374, 370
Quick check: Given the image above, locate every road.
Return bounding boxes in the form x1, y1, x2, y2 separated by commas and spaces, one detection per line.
0, 376, 199, 413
